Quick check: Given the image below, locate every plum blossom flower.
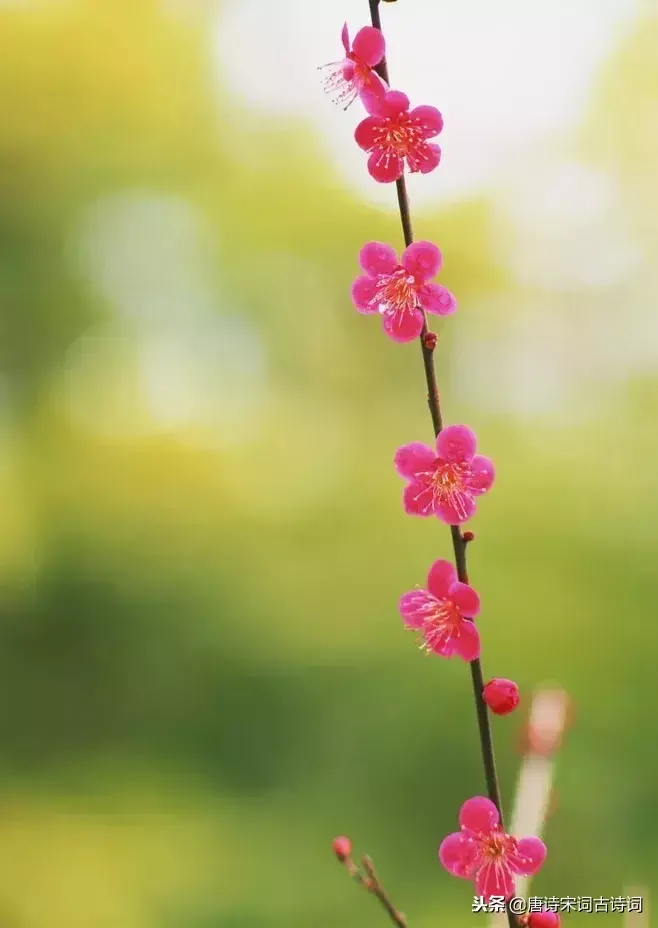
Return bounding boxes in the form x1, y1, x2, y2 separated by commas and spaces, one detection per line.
351, 240, 456, 343
355, 90, 443, 183
394, 425, 495, 524
439, 797, 546, 900
320, 23, 387, 111
399, 559, 481, 661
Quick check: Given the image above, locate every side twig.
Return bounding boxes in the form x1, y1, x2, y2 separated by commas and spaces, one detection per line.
333, 838, 408, 927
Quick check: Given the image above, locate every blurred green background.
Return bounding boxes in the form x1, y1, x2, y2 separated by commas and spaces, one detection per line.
0, 0, 657, 925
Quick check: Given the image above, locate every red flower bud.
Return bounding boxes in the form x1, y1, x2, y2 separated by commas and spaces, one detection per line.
332, 836, 352, 861
462, 531, 475, 543
527, 912, 561, 928
483, 678, 520, 716
422, 331, 438, 351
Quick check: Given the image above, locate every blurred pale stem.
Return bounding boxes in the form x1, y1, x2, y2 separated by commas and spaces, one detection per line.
625, 887, 649, 927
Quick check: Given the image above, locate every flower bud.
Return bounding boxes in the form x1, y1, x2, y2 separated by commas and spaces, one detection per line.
422, 331, 438, 350
332, 835, 352, 861
527, 912, 561, 928
483, 678, 520, 715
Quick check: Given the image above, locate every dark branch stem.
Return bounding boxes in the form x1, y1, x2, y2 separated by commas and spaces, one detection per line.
368, 1, 515, 925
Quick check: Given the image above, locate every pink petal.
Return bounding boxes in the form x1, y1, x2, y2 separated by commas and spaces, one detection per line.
426, 559, 456, 598
403, 480, 436, 517
381, 89, 409, 116
350, 275, 379, 313
409, 105, 444, 138
359, 75, 388, 115
342, 60, 356, 81
451, 619, 481, 662
368, 149, 404, 183
511, 837, 547, 876
418, 283, 457, 316
351, 25, 385, 67
438, 831, 479, 878
437, 497, 476, 526
398, 590, 433, 630
475, 859, 516, 901
394, 442, 436, 478
448, 582, 480, 618
436, 425, 477, 463
429, 630, 457, 657
459, 796, 499, 833
340, 22, 350, 54
359, 241, 398, 277
382, 307, 424, 342
419, 143, 441, 174
360, 81, 388, 116
400, 240, 442, 282
469, 455, 495, 495
354, 116, 381, 151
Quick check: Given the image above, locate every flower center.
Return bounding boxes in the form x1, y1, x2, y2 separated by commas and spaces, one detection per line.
368, 267, 418, 316
421, 600, 462, 653
484, 834, 506, 859
320, 59, 372, 110
429, 461, 473, 520
374, 115, 426, 160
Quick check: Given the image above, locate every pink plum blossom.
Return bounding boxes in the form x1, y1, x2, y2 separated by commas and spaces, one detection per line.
355, 90, 443, 183
351, 240, 456, 343
399, 559, 481, 661
394, 425, 495, 524
320, 23, 387, 111
439, 796, 546, 900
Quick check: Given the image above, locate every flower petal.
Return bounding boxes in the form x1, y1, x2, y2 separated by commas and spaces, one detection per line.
399, 590, 434, 629
452, 619, 481, 662
394, 442, 436, 478
403, 480, 436, 517
409, 105, 443, 138
400, 241, 442, 282
475, 858, 516, 901
359, 75, 388, 114
511, 837, 547, 876
459, 796, 499, 833
418, 283, 457, 316
419, 143, 441, 173
437, 497, 476, 526
354, 116, 381, 151
350, 275, 379, 313
438, 831, 479, 879
352, 25, 385, 67
381, 89, 409, 116
359, 241, 398, 277
368, 149, 404, 183
340, 22, 350, 54
426, 559, 456, 598
449, 582, 480, 618
382, 307, 424, 342
429, 629, 457, 657
436, 425, 477, 463
469, 455, 495, 495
